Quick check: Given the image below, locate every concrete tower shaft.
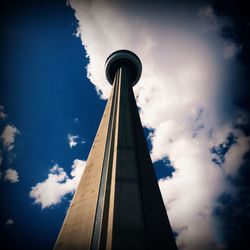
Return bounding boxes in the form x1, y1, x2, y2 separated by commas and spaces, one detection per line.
54, 50, 177, 250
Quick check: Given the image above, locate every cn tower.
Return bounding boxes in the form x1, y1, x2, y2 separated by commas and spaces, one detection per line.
54, 50, 177, 250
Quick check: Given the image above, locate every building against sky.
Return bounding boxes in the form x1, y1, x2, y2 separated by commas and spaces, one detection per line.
54, 50, 177, 250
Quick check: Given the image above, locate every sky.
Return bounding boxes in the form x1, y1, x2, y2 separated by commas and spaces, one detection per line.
0, 0, 250, 250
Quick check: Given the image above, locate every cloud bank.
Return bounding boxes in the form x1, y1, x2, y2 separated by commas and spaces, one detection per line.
69, 0, 249, 249
30, 159, 86, 209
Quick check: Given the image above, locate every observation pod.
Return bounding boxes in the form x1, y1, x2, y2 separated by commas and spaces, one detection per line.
105, 49, 142, 86
54, 50, 177, 250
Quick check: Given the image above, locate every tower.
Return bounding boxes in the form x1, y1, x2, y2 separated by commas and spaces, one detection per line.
54, 50, 177, 250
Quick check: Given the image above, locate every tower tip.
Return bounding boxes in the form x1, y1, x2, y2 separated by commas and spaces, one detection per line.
105, 49, 142, 86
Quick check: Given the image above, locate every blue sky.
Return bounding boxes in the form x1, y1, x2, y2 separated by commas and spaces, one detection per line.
1, 0, 250, 250
0, 1, 106, 248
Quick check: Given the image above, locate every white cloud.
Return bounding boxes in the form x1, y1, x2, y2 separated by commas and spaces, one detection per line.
4, 168, 19, 183
69, 1, 249, 249
198, 5, 216, 20
223, 132, 250, 176
68, 134, 79, 148
29, 160, 86, 209
158, 135, 226, 249
223, 42, 240, 59
1, 125, 20, 151
5, 219, 15, 226
0, 105, 7, 119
